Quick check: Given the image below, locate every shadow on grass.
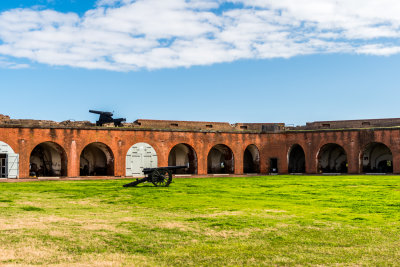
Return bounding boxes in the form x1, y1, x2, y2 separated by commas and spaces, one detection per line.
20, 206, 44, 212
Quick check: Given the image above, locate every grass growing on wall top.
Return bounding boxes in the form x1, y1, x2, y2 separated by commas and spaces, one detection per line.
0, 175, 400, 265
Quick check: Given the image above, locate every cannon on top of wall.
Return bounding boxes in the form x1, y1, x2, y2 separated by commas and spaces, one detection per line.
89, 110, 126, 127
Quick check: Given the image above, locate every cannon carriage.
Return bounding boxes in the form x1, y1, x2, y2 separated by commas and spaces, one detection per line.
123, 165, 187, 187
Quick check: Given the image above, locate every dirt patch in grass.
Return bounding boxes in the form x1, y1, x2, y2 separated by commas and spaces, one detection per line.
157, 221, 192, 231
0, 244, 66, 265
263, 209, 287, 213
203, 228, 252, 238
81, 223, 120, 232
200, 211, 244, 217
0, 248, 16, 261
0, 216, 69, 230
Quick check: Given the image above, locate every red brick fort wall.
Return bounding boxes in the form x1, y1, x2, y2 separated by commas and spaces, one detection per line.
1, 125, 400, 178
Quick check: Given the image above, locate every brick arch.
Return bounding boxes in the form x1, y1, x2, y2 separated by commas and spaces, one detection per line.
359, 142, 393, 173
287, 143, 306, 159
168, 143, 198, 174
206, 143, 236, 157
79, 142, 114, 176
29, 141, 68, 177
316, 143, 348, 173
207, 144, 235, 174
78, 141, 115, 157
243, 144, 260, 173
167, 141, 199, 153
359, 141, 393, 156
287, 143, 306, 173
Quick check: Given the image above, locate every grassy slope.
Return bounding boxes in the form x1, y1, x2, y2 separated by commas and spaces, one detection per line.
0, 176, 400, 266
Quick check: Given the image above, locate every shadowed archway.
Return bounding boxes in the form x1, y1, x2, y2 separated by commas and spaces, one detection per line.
362, 142, 393, 173
317, 143, 347, 173
80, 142, 114, 176
168, 143, 197, 174
30, 142, 67, 177
288, 144, 305, 173
243, 145, 260, 173
207, 144, 234, 174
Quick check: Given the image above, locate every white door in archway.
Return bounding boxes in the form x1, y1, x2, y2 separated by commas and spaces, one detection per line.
126, 143, 157, 176
0, 141, 19, 178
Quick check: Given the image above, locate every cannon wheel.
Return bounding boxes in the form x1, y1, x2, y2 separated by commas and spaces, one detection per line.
151, 169, 172, 187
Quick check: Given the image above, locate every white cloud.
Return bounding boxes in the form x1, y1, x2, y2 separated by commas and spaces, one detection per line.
235, 0, 400, 39
0, 56, 29, 69
0, 0, 400, 71
357, 44, 400, 56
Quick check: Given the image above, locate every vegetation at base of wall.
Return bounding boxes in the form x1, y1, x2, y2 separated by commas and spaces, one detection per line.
0, 175, 400, 266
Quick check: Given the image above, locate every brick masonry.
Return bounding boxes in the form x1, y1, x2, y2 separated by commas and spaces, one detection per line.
1, 116, 400, 178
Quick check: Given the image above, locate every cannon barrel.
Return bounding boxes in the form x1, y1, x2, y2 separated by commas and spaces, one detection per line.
143, 165, 188, 174
89, 110, 113, 116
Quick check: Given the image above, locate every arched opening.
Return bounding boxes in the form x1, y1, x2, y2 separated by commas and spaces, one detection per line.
288, 144, 305, 173
0, 141, 19, 178
80, 142, 114, 176
243, 145, 260, 173
317, 143, 347, 173
207, 144, 234, 174
29, 142, 67, 177
362, 142, 393, 173
168, 143, 197, 174
126, 142, 157, 176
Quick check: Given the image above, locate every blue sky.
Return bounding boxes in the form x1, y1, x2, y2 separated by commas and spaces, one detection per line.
1, 0, 400, 125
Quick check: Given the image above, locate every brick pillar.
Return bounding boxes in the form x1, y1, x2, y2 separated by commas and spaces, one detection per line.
347, 141, 359, 174
18, 139, 29, 178
260, 151, 268, 174
69, 140, 79, 177
157, 144, 168, 168
393, 150, 400, 174
279, 152, 288, 174
234, 149, 243, 175
114, 140, 124, 177
305, 143, 316, 174
197, 148, 207, 175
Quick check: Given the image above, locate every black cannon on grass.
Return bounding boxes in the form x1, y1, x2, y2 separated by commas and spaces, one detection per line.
123, 165, 188, 187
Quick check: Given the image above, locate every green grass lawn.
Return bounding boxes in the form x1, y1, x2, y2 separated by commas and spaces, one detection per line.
1, 175, 400, 266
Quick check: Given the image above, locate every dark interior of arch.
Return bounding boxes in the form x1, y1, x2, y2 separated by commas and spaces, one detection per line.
362, 142, 393, 173
243, 145, 260, 173
29, 142, 67, 177
80, 143, 114, 176
207, 144, 234, 174
318, 144, 347, 173
168, 144, 198, 174
288, 145, 305, 173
